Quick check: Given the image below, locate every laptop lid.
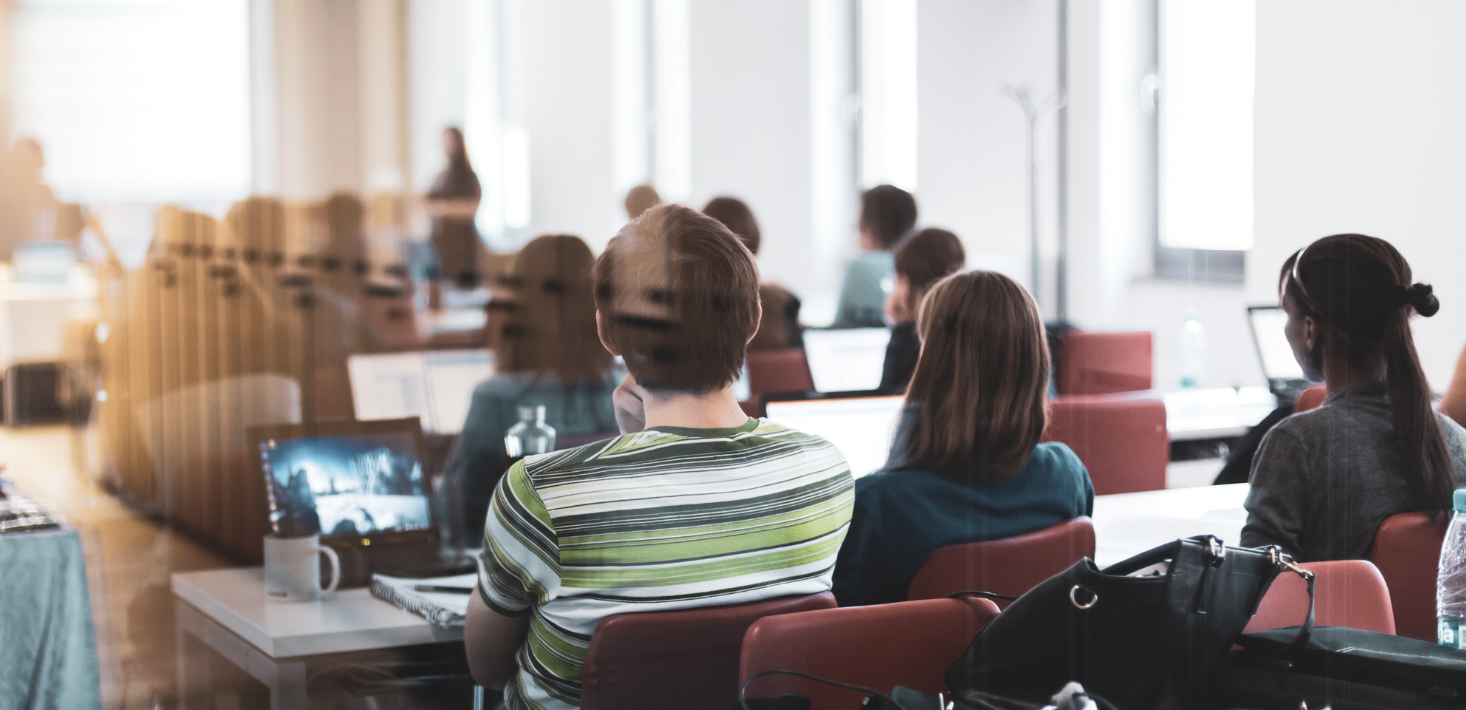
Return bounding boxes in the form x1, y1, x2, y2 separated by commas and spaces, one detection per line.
802, 328, 892, 393
1246, 305, 1309, 399
250, 418, 436, 549
764, 390, 904, 479
347, 349, 493, 435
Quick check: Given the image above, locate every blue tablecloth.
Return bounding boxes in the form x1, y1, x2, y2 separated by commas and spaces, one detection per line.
0, 527, 101, 710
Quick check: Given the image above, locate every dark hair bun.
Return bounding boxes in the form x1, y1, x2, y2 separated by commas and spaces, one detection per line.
1407, 282, 1440, 317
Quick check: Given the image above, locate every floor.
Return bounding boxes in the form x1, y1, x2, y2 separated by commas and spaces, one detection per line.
2, 424, 232, 709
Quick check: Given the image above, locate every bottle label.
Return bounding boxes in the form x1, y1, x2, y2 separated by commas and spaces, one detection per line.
1440, 617, 1466, 649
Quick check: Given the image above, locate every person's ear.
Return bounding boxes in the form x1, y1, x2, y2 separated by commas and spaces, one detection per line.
1302, 315, 1318, 353
596, 311, 621, 356
746, 300, 764, 346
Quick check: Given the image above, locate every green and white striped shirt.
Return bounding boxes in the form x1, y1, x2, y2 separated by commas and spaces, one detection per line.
478, 418, 855, 710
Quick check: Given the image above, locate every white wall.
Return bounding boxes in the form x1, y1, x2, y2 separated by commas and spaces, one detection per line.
1252, 0, 1466, 389
917, 0, 1058, 301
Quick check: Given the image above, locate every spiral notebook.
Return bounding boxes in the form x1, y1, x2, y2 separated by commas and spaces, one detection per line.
369, 573, 476, 628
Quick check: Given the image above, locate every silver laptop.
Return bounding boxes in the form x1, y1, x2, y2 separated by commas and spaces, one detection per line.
802, 328, 892, 393
1246, 305, 1310, 402
347, 349, 494, 435
764, 393, 904, 478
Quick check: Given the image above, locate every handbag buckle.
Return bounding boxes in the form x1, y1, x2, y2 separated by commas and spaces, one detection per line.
1069, 585, 1098, 610
1207, 537, 1226, 565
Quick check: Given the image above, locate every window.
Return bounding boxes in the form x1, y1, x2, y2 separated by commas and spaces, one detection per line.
858, 0, 917, 191
1156, 0, 1255, 277
11, 0, 252, 203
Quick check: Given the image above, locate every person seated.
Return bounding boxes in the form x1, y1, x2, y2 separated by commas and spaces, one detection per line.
832, 270, 1094, 607
623, 183, 661, 220
1242, 234, 1466, 561
1440, 342, 1466, 428
464, 204, 855, 709
834, 184, 917, 327
442, 234, 619, 545
702, 195, 802, 350
878, 227, 966, 392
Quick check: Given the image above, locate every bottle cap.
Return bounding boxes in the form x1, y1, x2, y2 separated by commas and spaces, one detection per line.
1455, 488, 1466, 513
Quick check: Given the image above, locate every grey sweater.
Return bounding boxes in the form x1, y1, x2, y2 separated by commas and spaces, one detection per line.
1241, 380, 1466, 561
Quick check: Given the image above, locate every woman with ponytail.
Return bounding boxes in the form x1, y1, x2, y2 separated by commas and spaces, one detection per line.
1242, 234, 1466, 561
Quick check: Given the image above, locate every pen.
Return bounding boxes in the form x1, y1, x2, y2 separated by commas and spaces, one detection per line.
413, 584, 474, 594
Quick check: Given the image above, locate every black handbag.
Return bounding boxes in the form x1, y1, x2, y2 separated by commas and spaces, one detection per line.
1210, 626, 1466, 709
946, 535, 1313, 710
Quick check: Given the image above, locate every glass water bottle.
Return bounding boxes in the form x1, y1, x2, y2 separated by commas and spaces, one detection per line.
505, 405, 556, 460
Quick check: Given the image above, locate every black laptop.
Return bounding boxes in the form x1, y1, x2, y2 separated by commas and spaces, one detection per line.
1246, 305, 1314, 403
250, 417, 474, 587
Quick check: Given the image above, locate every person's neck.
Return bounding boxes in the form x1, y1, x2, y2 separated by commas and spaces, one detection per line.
1322, 348, 1386, 391
642, 384, 751, 430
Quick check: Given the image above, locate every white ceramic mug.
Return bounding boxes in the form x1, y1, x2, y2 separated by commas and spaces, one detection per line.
263, 534, 341, 603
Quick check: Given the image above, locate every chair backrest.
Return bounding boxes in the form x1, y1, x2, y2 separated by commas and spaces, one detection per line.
906, 517, 1096, 604
1057, 331, 1153, 395
580, 591, 836, 710
314, 366, 354, 421
745, 348, 814, 400
1371, 511, 1448, 641
1044, 396, 1168, 495
1294, 385, 1327, 413
1244, 560, 1395, 635
740, 597, 1002, 708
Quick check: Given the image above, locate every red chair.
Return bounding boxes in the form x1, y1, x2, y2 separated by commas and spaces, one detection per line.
740, 597, 1001, 708
1294, 385, 1327, 413
907, 517, 1095, 605
1044, 396, 1168, 495
1057, 331, 1153, 395
1371, 512, 1449, 641
742, 349, 815, 416
580, 592, 835, 710
1244, 560, 1395, 635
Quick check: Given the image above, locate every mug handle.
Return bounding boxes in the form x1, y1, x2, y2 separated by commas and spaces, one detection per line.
315, 545, 341, 594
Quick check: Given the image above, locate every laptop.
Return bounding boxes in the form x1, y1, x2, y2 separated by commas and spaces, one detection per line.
802, 328, 892, 393
250, 417, 472, 586
347, 349, 494, 435
1246, 305, 1311, 402
764, 391, 905, 478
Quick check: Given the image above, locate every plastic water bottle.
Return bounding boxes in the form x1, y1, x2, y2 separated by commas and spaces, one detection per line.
1180, 310, 1207, 389
1438, 489, 1466, 647
505, 405, 556, 460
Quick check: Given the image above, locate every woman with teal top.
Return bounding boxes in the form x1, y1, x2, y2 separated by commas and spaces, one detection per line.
832, 270, 1094, 606
444, 234, 619, 544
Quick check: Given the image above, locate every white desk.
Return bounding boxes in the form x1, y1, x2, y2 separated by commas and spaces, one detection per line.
172, 567, 462, 710
1091, 483, 1250, 567
0, 275, 98, 370
1164, 387, 1278, 442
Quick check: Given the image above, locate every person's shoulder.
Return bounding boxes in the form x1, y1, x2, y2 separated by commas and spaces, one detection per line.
1025, 442, 1091, 485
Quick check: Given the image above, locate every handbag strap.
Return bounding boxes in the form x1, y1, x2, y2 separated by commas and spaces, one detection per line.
1260, 552, 1316, 658
946, 590, 1020, 602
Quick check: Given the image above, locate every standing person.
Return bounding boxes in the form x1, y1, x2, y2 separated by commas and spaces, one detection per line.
1242, 234, 1466, 561
834, 184, 917, 327
702, 195, 802, 350
832, 270, 1093, 607
878, 227, 966, 392
425, 127, 484, 291
463, 205, 854, 709
442, 234, 619, 545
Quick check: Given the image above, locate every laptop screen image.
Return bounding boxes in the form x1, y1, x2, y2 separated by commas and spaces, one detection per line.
802, 328, 892, 393
255, 419, 432, 541
765, 394, 904, 478
1247, 306, 1306, 383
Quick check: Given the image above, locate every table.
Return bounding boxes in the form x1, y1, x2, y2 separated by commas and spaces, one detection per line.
1091, 483, 1250, 567
1163, 387, 1278, 442
172, 568, 463, 710
0, 526, 102, 710
0, 274, 98, 370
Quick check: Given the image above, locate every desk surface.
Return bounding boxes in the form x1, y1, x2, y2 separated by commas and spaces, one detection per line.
171, 567, 463, 659
1091, 483, 1249, 567
1163, 387, 1277, 441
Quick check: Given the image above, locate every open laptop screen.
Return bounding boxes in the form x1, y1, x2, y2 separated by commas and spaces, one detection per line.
348, 349, 494, 434
254, 419, 433, 541
765, 394, 904, 478
802, 328, 892, 393
1247, 306, 1305, 382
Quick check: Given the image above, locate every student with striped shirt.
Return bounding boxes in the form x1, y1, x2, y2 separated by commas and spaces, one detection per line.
464, 204, 855, 710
